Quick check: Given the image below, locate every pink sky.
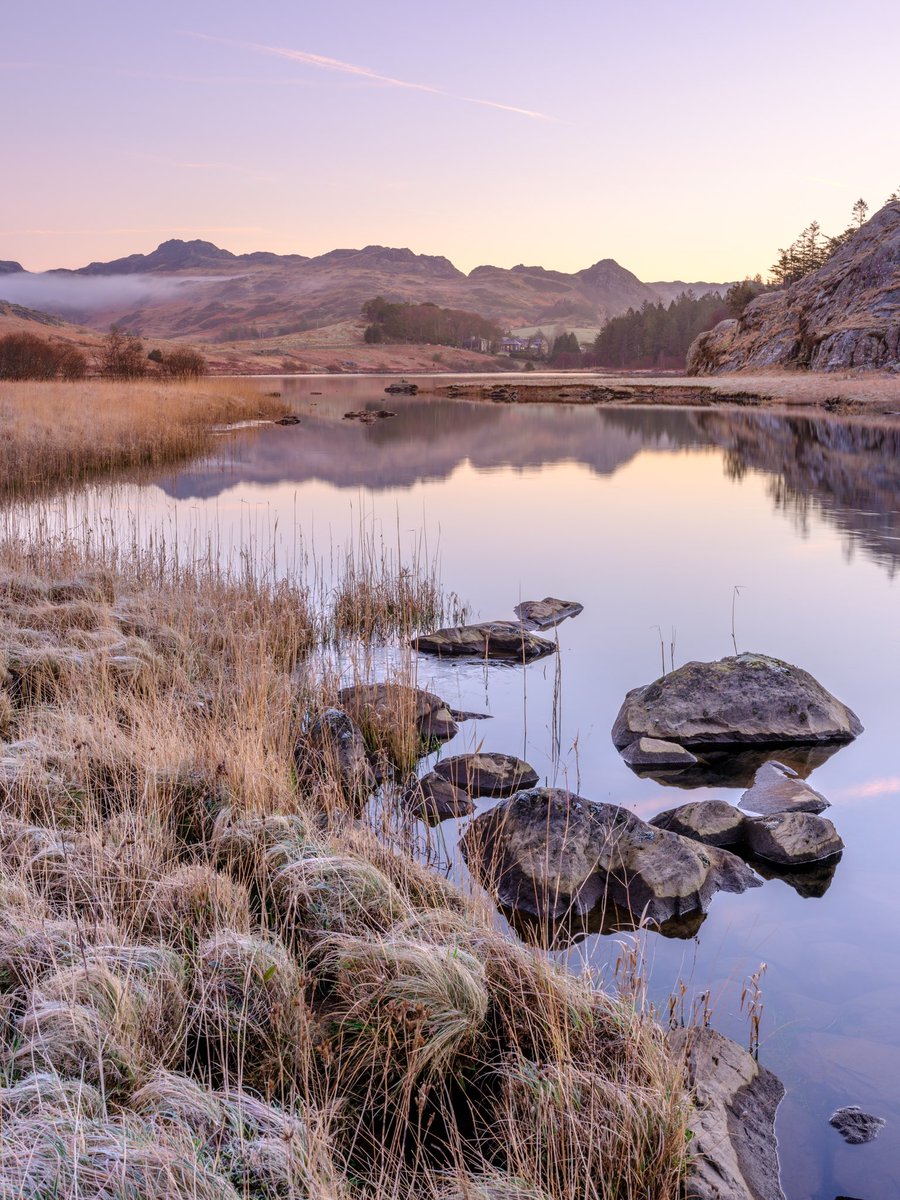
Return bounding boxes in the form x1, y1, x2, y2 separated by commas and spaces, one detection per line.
2, 0, 898, 280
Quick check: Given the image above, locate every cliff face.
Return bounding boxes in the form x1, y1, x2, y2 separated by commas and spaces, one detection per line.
688, 202, 900, 374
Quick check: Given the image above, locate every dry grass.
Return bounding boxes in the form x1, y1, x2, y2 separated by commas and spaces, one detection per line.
0, 526, 690, 1199
0, 377, 289, 497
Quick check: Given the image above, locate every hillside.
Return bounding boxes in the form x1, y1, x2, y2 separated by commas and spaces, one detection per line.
0, 238, 723, 343
688, 201, 900, 373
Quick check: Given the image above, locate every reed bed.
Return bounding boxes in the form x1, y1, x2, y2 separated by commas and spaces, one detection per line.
0, 507, 690, 1196
0, 377, 288, 498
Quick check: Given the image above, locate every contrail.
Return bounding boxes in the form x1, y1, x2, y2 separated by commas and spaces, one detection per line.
189, 34, 557, 122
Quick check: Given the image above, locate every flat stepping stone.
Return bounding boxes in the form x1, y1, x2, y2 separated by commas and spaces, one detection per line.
404, 772, 474, 823
433, 752, 538, 797
412, 621, 556, 662
622, 737, 698, 768
514, 597, 583, 630
744, 811, 843, 865
650, 800, 747, 847
739, 760, 830, 815
829, 1105, 886, 1145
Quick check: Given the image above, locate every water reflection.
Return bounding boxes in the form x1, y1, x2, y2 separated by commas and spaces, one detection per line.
623, 742, 846, 789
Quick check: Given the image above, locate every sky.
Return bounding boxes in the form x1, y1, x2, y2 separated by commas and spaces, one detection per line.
2, 0, 899, 281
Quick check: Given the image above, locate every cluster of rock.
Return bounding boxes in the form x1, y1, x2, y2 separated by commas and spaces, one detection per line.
686, 200, 900, 373
342, 409, 396, 423
412, 595, 582, 662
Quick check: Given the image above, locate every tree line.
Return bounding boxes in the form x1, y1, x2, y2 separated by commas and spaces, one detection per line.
0, 326, 207, 381
589, 292, 729, 369
769, 190, 898, 286
362, 297, 501, 347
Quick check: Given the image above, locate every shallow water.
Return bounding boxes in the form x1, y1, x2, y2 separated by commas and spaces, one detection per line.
15, 379, 900, 1198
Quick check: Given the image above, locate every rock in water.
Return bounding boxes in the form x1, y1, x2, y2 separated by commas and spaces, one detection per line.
337, 682, 481, 748
462, 787, 760, 925
611, 653, 862, 749
433, 752, 538, 798
651, 799, 747, 847
670, 1026, 786, 1200
513, 597, 583, 630
297, 708, 375, 804
687, 200, 900, 373
404, 772, 474, 822
744, 811, 843, 865
739, 761, 830, 815
829, 1105, 886, 1145
412, 621, 556, 662
622, 737, 698, 768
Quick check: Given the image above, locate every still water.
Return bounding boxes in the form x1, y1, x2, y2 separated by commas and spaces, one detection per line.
20, 379, 900, 1198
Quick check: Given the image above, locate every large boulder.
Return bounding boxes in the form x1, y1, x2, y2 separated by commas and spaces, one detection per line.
739, 761, 830, 816
412, 621, 556, 662
744, 811, 843, 866
513, 597, 583, 630
687, 200, 900, 374
433, 752, 538, 798
612, 653, 862, 749
670, 1026, 786, 1200
462, 787, 760, 925
650, 800, 747, 848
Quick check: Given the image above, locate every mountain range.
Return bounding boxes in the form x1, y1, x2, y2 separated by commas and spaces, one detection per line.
0, 240, 726, 342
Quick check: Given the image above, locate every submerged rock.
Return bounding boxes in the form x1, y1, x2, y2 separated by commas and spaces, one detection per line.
622, 737, 698, 768
650, 799, 747, 848
297, 708, 375, 803
625, 743, 846, 790
462, 787, 759, 925
404, 772, 474, 822
739, 761, 830, 815
744, 811, 843, 865
513, 596, 583, 630
829, 1105, 886, 1145
433, 752, 538, 798
670, 1026, 786, 1200
612, 653, 862, 749
412, 621, 556, 662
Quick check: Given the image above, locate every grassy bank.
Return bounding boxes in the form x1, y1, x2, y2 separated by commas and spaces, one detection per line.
0, 378, 288, 497
0, 527, 689, 1199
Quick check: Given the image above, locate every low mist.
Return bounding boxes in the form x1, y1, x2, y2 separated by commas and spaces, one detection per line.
0, 272, 222, 318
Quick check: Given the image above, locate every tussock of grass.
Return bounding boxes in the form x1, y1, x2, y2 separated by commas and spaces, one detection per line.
0, 535, 690, 1199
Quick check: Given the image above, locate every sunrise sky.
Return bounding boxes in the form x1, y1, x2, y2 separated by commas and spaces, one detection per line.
3, 0, 898, 280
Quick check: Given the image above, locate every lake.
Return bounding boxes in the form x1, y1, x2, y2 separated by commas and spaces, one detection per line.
14, 377, 900, 1199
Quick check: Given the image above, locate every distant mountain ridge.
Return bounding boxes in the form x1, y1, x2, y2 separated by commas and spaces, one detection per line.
2, 238, 727, 342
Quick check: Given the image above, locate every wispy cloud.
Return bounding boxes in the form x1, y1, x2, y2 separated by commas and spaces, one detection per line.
188, 34, 557, 122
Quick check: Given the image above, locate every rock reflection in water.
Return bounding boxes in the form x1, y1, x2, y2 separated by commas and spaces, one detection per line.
746, 852, 842, 899
624, 742, 846, 789
502, 896, 707, 951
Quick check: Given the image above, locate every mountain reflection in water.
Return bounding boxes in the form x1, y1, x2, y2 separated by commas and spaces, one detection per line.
161, 394, 900, 575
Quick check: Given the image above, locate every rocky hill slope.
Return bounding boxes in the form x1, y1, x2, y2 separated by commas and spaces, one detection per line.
0, 240, 723, 342
688, 202, 900, 374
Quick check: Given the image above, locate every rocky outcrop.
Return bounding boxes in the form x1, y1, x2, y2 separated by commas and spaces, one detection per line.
739, 761, 830, 816
612, 653, 862, 749
687, 201, 900, 374
432, 753, 538, 798
337, 682, 487, 749
670, 1027, 786, 1200
412, 621, 556, 662
462, 787, 760, 925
